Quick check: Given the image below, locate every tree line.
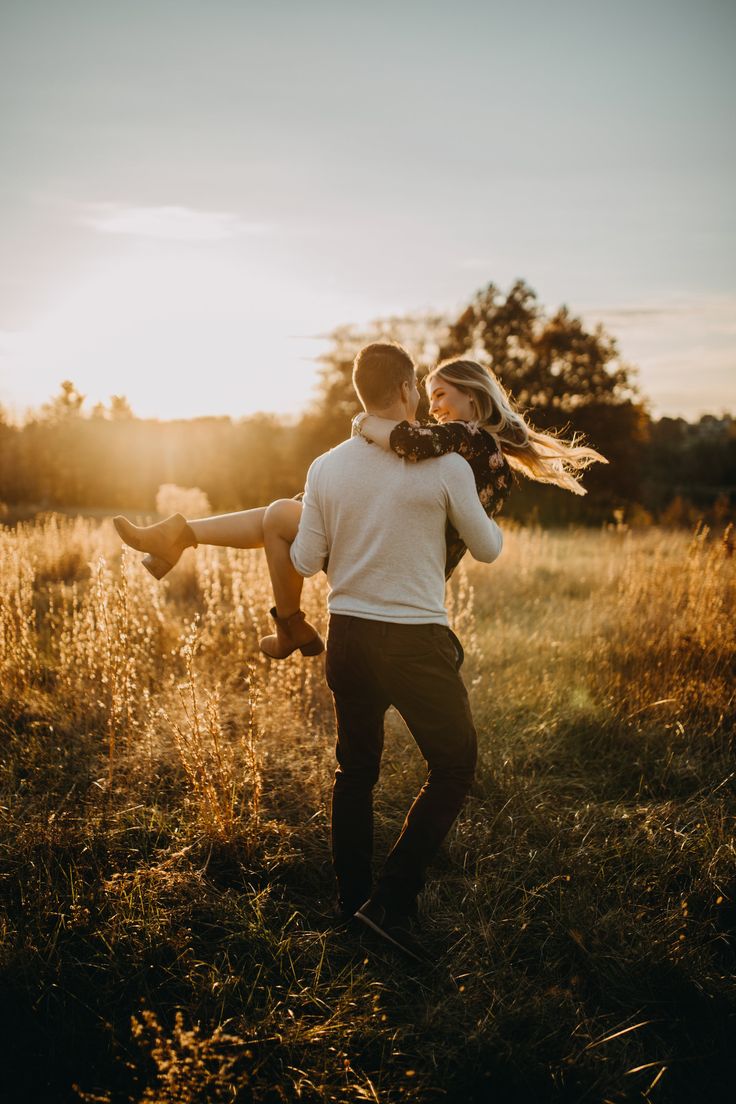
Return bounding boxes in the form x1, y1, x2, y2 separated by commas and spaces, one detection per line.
1, 281, 734, 527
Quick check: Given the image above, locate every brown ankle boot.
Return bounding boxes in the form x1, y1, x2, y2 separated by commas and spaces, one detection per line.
112, 512, 198, 579
259, 607, 325, 660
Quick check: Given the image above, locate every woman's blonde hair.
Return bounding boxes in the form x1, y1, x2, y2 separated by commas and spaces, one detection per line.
426, 358, 607, 496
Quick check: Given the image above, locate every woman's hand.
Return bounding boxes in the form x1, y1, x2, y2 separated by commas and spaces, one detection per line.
359, 415, 401, 451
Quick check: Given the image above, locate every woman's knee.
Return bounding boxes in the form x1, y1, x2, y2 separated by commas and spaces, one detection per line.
263, 498, 302, 541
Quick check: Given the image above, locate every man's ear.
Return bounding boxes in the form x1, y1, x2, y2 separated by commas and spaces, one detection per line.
399, 379, 410, 403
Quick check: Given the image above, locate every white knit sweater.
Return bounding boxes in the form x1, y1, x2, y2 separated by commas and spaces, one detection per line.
290, 436, 503, 625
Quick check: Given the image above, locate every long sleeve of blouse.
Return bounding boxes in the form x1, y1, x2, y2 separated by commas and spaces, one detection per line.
389, 420, 512, 516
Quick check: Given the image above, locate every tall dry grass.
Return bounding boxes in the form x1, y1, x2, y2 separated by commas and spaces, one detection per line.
0, 516, 734, 1104
461, 523, 734, 742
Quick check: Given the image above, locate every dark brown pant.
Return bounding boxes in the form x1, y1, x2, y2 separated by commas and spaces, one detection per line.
325, 615, 478, 915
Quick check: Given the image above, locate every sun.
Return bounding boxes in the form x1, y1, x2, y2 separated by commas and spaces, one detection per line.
17, 243, 331, 420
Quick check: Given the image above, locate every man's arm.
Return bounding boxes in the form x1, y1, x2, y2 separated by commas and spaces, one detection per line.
444, 455, 503, 563
289, 460, 329, 577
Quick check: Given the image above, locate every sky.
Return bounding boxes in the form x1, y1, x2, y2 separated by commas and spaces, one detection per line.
1, 0, 734, 422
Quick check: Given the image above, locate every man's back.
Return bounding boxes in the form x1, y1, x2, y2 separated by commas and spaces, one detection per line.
290, 435, 502, 624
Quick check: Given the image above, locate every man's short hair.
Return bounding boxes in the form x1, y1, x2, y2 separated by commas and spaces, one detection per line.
352, 343, 415, 410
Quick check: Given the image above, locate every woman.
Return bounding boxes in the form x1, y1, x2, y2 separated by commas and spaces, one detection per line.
114, 358, 605, 656
355, 357, 604, 577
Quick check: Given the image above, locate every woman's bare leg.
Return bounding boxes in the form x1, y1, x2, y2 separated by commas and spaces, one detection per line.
258, 498, 323, 658
191, 499, 306, 612
188, 501, 304, 552
263, 499, 305, 616
114, 504, 303, 580
188, 507, 268, 549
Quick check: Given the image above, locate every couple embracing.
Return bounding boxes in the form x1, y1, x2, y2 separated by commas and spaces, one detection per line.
115, 343, 604, 962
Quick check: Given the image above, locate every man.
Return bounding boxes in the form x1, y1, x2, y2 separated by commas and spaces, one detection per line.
262, 343, 503, 962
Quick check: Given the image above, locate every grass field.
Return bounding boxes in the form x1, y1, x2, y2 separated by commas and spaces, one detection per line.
1, 517, 734, 1103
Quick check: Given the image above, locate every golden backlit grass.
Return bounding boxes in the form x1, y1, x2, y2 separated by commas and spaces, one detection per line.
0, 517, 734, 1103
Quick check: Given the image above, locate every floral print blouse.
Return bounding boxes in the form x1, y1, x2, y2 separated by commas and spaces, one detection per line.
389, 420, 513, 578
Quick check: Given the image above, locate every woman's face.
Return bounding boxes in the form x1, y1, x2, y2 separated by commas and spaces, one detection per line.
427, 376, 476, 423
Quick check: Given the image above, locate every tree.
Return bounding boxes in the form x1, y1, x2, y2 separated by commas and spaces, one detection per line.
39, 380, 86, 424
0, 406, 17, 505
109, 395, 134, 420
440, 281, 649, 515
440, 280, 639, 419
642, 414, 736, 519
307, 281, 647, 518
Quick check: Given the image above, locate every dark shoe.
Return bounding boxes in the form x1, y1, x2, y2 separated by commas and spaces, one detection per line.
331, 906, 360, 933
355, 899, 430, 964
113, 512, 197, 579
334, 892, 369, 926
259, 607, 325, 660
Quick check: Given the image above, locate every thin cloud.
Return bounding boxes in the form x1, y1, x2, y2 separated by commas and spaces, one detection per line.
589, 306, 686, 322
79, 203, 272, 242
583, 296, 736, 333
